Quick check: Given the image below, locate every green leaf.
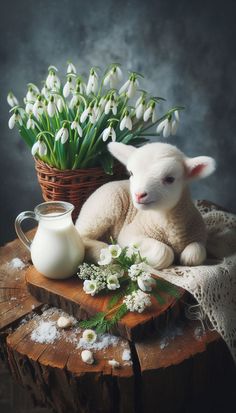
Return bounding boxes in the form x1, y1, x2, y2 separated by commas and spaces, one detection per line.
152, 290, 166, 306
107, 290, 124, 310
155, 279, 180, 299
79, 312, 105, 329
99, 153, 114, 174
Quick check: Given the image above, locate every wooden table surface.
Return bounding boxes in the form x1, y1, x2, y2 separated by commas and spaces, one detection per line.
1, 229, 236, 413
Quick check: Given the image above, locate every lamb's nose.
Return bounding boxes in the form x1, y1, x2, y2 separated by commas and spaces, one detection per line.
135, 192, 148, 202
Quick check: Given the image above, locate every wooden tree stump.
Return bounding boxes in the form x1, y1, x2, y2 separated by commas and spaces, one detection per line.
1, 201, 236, 413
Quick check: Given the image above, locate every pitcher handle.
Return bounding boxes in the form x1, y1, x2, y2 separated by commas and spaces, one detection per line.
15, 211, 38, 251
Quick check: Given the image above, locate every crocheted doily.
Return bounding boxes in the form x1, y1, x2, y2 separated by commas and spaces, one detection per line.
153, 201, 236, 362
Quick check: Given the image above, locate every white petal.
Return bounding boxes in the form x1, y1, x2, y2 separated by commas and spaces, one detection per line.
57, 98, 64, 113
136, 104, 144, 119
91, 76, 98, 93
174, 110, 180, 121
103, 73, 111, 86
105, 100, 111, 114
26, 118, 32, 129
31, 141, 39, 156
126, 116, 132, 130
127, 82, 136, 98
112, 104, 117, 115
55, 128, 63, 141
80, 109, 89, 123
143, 106, 152, 122
8, 114, 16, 129
152, 110, 157, 123
135, 95, 142, 108
25, 102, 33, 114
119, 79, 130, 94
163, 121, 171, 138
120, 116, 127, 131
156, 119, 168, 134
61, 128, 69, 144
77, 124, 83, 137
102, 126, 111, 142
39, 141, 47, 157
63, 82, 70, 98
67, 63, 76, 74
47, 101, 56, 117
116, 66, 123, 80
171, 119, 178, 135
111, 128, 116, 142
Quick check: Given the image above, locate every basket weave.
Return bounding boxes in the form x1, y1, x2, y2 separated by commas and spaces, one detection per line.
35, 159, 127, 220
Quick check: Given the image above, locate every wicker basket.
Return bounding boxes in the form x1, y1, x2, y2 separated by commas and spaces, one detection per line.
35, 159, 127, 220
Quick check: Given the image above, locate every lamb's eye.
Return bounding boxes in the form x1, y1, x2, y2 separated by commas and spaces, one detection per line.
163, 176, 175, 184
128, 171, 133, 177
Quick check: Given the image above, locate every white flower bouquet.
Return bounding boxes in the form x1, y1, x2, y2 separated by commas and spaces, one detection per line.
78, 243, 180, 333
7, 62, 184, 173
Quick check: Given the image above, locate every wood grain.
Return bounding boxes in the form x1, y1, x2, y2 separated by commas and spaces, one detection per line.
25, 266, 185, 341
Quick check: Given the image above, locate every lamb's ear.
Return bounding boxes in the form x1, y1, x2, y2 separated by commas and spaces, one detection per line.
185, 156, 216, 180
108, 142, 136, 166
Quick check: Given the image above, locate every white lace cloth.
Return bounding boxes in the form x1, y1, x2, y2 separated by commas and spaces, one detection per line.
152, 201, 236, 362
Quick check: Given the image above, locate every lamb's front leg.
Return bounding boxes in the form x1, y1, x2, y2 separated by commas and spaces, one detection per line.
180, 242, 206, 266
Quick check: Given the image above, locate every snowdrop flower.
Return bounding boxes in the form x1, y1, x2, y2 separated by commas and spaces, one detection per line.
108, 244, 122, 258
31, 140, 47, 157
63, 77, 74, 98
81, 350, 94, 365
98, 248, 112, 266
157, 117, 178, 137
80, 106, 91, 123
26, 87, 38, 102
47, 97, 56, 117
137, 274, 155, 292
99, 96, 107, 111
105, 97, 118, 115
143, 103, 156, 122
25, 102, 34, 114
86, 69, 98, 95
26, 117, 36, 130
82, 329, 97, 344
69, 94, 80, 109
67, 62, 77, 74
104, 65, 122, 88
120, 114, 132, 131
174, 110, 180, 121
123, 290, 152, 313
46, 67, 60, 90
8, 112, 22, 129
41, 84, 50, 99
107, 274, 120, 290
135, 95, 143, 108
55, 126, 69, 144
33, 97, 45, 118
56, 96, 64, 113
102, 125, 116, 142
7, 92, 19, 107
119, 76, 139, 98
71, 120, 83, 137
83, 279, 98, 296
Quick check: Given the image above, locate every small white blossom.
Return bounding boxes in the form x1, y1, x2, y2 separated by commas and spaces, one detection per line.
83, 279, 98, 296
119, 78, 139, 98
102, 125, 116, 142
109, 264, 124, 278
71, 120, 83, 137
86, 70, 98, 95
63, 78, 74, 98
81, 350, 94, 365
25, 102, 34, 114
98, 248, 113, 266
8, 112, 22, 129
135, 101, 145, 119
26, 117, 36, 129
67, 62, 77, 74
108, 244, 122, 258
69, 94, 79, 109
123, 290, 152, 313
126, 244, 140, 259
137, 274, 155, 292
82, 329, 97, 344
104, 66, 122, 88
171, 119, 178, 135
174, 110, 180, 121
46, 68, 60, 90
143, 104, 156, 122
107, 274, 120, 290
41, 85, 50, 99
31, 141, 47, 157
156, 117, 178, 137
55, 127, 69, 144
80, 107, 90, 123
120, 115, 132, 131
7, 92, 19, 107
33, 99, 45, 118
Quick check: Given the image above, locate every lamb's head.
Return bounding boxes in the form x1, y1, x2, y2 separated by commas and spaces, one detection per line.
108, 142, 216, 211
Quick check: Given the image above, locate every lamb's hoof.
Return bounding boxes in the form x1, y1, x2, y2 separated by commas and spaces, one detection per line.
180, 242, 206, 266
141, 242, 174, 269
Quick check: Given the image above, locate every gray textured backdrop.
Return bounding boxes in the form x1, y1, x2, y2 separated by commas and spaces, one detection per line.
0, 0, 236, 246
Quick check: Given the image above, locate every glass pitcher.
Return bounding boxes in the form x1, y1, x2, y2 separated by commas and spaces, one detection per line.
15, 201, 84, 279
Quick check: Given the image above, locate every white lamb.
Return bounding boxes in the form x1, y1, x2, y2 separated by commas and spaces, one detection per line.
76, 142, 216, 269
